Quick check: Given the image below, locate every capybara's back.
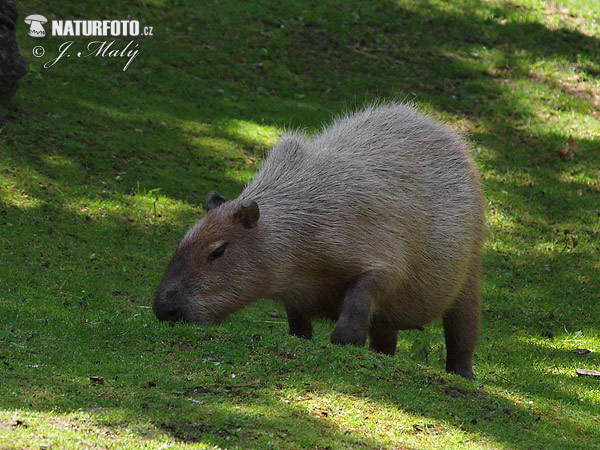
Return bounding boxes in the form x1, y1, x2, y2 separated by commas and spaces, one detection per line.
154, 103, 484, 379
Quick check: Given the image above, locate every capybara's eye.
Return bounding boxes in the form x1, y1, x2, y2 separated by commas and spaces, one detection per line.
207, 243, 229, 264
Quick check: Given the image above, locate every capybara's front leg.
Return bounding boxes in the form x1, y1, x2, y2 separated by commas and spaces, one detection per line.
285, 305, 313, 339
330, 273, 376, 347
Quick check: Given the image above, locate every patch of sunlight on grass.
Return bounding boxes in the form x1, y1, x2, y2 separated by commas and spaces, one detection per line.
77, 101, 134, 121
543, 112, 600, 139
177, 121, 213, 137
534, 330, 600, 348
557, 170, 599, 189
0, 409, 214, 449
0, 178, 43, 210
39, 154, 77, 167
180, 119, 278, 161
189, 136, 239, 154
486, 239, 527, 256
68, 192, 198, 225
487, 206, 516, 231
534, 241, 566, 253
180, 118, 278, 149
220, 119, 279, 147
287, 390, 493, 449
224, 168, 256, 185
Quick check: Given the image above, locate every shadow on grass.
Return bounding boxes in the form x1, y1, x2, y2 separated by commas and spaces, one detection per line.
3, 0, 597, 203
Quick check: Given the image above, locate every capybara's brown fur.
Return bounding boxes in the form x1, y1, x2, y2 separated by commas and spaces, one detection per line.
153, 103, 485, 379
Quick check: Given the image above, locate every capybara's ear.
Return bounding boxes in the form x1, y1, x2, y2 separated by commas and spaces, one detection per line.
206, 191, 226, 211
233, 201, 259, 229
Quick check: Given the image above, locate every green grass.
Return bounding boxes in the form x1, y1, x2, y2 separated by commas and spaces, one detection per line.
1, 0, 599, 448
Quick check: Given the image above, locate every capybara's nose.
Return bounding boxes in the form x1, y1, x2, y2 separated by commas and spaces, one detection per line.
155, 305, 183, 322
153, 290, 183, 322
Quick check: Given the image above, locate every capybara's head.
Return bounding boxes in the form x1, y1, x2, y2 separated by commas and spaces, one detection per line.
153, 191, 265, 324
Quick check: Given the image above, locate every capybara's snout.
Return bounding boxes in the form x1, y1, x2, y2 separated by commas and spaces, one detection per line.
153, 288, 184, 322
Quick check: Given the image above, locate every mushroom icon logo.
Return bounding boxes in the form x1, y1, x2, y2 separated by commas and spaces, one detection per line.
24, 14, 48, 38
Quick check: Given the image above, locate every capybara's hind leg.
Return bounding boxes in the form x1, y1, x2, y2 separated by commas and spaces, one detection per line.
443, 268, 481, 380
285, 305, 313, 339
369, 313, 398, 355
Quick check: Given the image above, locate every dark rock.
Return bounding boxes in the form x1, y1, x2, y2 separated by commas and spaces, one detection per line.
0, 0, 27, 103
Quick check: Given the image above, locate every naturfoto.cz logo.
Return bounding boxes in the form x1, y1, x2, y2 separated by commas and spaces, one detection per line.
24, 15, 153, 71
24, 17, 153, 38
24, 14, 47, 37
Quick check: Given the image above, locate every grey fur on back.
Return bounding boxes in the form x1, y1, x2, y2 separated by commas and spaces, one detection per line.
239, 103, 484, 323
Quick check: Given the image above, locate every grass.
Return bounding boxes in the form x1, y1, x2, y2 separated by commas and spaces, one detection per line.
1, 0, 598, 448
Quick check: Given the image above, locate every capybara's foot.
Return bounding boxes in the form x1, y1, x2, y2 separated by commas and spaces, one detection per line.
369, 339, 396, 355
290, 327, 312, 339
446, 360, 474, 380
330, 323, 367, 347
286, 308, 313, 339
368, 314, 398, 355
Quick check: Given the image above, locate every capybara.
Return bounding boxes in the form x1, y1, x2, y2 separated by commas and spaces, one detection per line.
153, 103, 485, 379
